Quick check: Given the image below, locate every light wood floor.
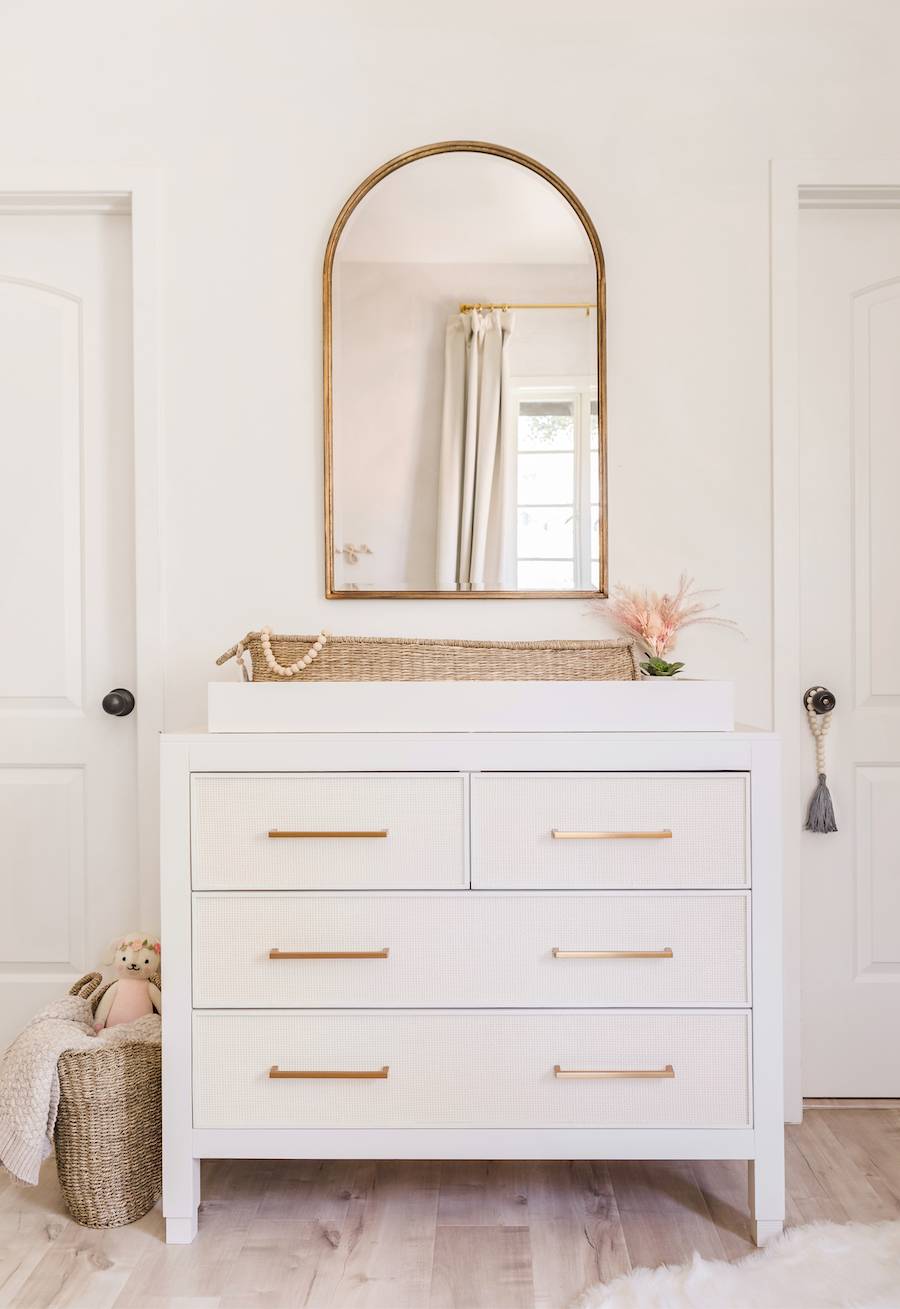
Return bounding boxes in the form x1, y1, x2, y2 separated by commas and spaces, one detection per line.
2, 1108, 900, 1309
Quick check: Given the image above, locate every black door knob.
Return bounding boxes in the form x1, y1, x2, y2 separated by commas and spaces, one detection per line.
804, 686, 836, 715
102, 688, 135, 717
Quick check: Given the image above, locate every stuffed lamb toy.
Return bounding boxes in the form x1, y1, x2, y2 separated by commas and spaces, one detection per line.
94, 934, 162, 1031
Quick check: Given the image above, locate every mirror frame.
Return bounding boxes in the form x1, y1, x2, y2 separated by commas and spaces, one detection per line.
323, 140, 607, 599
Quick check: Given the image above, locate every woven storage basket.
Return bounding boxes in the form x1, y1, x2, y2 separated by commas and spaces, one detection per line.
217, 632, 641, 683
55, 973, 161, 1229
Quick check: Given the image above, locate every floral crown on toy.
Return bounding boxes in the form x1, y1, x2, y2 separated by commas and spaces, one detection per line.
114, 935, 161, 955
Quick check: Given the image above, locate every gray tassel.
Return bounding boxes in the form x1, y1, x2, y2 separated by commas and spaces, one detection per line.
805, 773, 837, 833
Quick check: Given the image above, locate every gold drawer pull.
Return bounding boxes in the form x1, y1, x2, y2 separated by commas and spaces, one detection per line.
270, 1065, 389, 1079
551, 829, 672, 840
554, 1064, 675, 1080
268, 829, 389, 839
552, 947, 674, 960
269, 948, 390, 960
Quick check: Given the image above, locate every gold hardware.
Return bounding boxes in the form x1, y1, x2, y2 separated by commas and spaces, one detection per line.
551, 829, 673, 840
269, 948, 390, 960
458, 301, 596, 313
267, 829, 389, 839
552, 947, 674, 959
553, 1064, 675, 1080
323, 140, 608, 601
269, 1066, 389, 1079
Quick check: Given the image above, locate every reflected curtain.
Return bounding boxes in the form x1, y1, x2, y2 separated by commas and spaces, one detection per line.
436, 309, 516, 590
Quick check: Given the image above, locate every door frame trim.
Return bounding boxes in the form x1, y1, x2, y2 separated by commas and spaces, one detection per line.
0, 170, 164, 930
771, 159, 900, 1121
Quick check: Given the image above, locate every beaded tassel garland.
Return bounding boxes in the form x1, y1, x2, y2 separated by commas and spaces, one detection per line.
804, 690, 837, 833
260, 626, 329, 676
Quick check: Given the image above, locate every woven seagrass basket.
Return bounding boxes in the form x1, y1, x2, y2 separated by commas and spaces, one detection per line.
217, 631, 640, 683
55, 973, 161, 1229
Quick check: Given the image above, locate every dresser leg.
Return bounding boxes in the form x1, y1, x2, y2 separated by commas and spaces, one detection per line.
163, 1157, 201, 1244
748, 1159, 784, 1246
751, 1218, 784, 1246
166, 1214, 198, 1243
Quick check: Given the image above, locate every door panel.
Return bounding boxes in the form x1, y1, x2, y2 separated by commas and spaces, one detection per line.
855, 767, 900, 977
0, 214, 137, 1049
0, 770, 84, 963
799, 207, 900, 1094
854, 283, 900, 703
0, 280, 82, 705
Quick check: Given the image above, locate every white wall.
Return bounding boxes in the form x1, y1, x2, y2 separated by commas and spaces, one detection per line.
2, 0, 899, 729
334, 261, 595, 590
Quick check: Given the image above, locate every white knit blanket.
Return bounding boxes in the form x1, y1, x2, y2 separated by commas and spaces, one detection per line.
0, 993, 161, 1185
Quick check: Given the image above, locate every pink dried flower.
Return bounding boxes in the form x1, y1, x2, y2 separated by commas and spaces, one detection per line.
598, 574, 740, 659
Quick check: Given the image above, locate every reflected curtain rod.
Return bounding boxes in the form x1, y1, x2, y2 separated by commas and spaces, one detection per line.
458, 301, 596, 314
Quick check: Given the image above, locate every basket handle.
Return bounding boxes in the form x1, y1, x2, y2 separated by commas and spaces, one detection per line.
69, 972, 103, 999
216, 633, 257, 667
216, 635, 253, 682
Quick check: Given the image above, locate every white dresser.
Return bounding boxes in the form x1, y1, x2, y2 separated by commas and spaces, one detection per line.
161, 729, 783, 1245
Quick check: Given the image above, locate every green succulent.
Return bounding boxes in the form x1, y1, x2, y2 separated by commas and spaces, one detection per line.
640, 656, 685, 678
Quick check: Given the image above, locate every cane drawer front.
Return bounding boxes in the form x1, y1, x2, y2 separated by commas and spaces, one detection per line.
471, 773, 749, 889
190, 773, 467, 890
191, 891, 751, 1008
192, 1010, 751, 1129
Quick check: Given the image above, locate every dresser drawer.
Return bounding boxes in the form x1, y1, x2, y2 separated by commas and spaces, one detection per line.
471, 773, 748, 888
192, 891, 750, 1008
190, 773, 467, 889
192, 1010, 751, 1129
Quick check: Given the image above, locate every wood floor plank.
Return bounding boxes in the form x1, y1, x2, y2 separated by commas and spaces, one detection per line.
816, 1109, 900, 1207
7, 1113, 900, 1309
324, 1160, 440, 1308
525, 1162, 630, 1308
113, 1242, 239, 1307
10, 1225, 146, 1309
608, 1162, 728, 1269
790, 1195, 852, 1226
816, 1109, 900, 1214
607, 1160, 714, 1220
202, 1159, 272, 1213
112, 1181, 243, 1309
297, 1162, 376, 1309
3, 1156, 163, 1309
430, 1226, 534, 1309
254, 1159, 359, 1225
615, 1206, 729, 1272
437, 1162, 530, 1228
789, 1110, 898, 1222
785, 1131, 829, 1201
785, 1187, 806, 1228
217, 1217, 356, 1308
133, 1300, 220, 1309
0, 1162, 71, 1305
690, 1160, 754, 1260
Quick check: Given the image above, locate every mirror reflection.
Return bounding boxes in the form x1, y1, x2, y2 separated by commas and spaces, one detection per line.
327, 145, 605, 596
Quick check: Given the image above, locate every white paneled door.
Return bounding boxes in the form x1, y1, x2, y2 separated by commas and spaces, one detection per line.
0, 212, 138, 1050
799, 205, 900, 1093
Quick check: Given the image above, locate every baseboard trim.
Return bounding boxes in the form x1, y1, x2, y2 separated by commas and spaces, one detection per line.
804, 1097, 900, 1109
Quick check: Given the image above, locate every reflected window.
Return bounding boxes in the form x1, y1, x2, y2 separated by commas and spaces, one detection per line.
514, 384, 599, 589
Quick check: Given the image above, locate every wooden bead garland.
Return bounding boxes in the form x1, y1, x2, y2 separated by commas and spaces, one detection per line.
804, 689, 837, 833
805, 695, 831, 776
233, 639, 250, 681
259, 626, 329, 677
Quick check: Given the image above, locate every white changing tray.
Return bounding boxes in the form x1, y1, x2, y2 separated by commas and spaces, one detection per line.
207, 679, 734, 733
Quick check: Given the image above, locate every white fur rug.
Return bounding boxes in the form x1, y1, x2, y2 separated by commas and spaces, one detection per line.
573, 1221, 900, 1309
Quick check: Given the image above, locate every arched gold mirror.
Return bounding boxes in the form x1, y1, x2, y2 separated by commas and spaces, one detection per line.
324, 141, 606, 598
